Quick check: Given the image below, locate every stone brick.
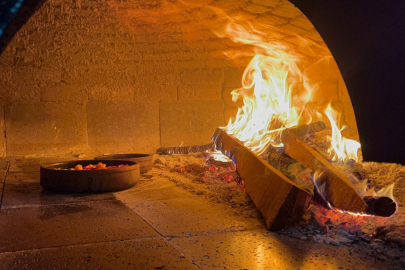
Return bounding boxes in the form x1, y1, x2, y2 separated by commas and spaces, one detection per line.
201, 59, 235, 69
304, 80, 339, 102
180, 69, 224, 85
154, 12, 192, 24
172, 60, 207, 69
0, 79, 41, 103
135, 63, 181, 77
179, 83, 222, 100
86, 101, 159, 154
271, 2, 302, 18
242, 2, 271, 14
290, 15, 315, 30
297, 44, 322, 58
224, 68, 244, 88
256, 14, 289, 26
133, 84, 177, 102
143, 51, 210, 61
130, 74, 178, 101
137, 43, 181, 53
201, 39, 229, 50
178, 29, 218, 43
223, 87, 236, 107
343, 102, 359, 130
226, 9, 257, 21
304, 44, 332, 58
224, 107, 239, 124
284, 35, 313, 48
0, 106, 6, 157
5, 102, 88, 156
251, 0, 279, 8
89, 84, 136, 102
304, 56, 342, 82
187, 6, 217, 21
160, 100, 225, 146
338, 77, 352, 102
275, 23, 309, 35
211, 0, 248, 10
41, 83, 88, 102
11, 67, 62, 84
0, 200, 158, 253
302, 30, 325, 42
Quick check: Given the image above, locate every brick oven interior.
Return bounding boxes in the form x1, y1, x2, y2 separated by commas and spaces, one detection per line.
0, 0, 404, 269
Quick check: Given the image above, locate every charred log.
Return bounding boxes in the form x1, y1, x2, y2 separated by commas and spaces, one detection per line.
364, 196, 397, 217
156, 143, 215, 155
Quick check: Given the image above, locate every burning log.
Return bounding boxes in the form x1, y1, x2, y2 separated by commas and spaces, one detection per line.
156, 143, 215, 155
212, 128, 313, 230
266, 148, 314, 194
289, 121, 326, 140
364, 196, 397, 217
281, 129, 367, 212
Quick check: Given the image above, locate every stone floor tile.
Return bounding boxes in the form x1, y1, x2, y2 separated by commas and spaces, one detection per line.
115, 176, 197, 203
0, 237, 197, 270
170, 229, 403, 270
0, 200, 158, 253
120, 196, 263, 237
2, 171, 115, 207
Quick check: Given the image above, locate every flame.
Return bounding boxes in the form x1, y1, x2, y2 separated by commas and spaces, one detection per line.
314, 169, 397, 217
206, 150, 232, 162
324, 104, 361, 162
218, 23, 309, 155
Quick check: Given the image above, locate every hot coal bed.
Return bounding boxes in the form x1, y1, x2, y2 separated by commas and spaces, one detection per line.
0, 0, 404, 269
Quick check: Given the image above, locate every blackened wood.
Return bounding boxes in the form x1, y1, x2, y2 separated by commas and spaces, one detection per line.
212, 128, 312, 230
364, 196, 397, 217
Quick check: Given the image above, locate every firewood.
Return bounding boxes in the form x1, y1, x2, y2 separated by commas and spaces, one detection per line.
266, 148, 314, 194
289, 121, 326, 140
364, 196, 397, 217
281, 129, 367, 212
156, 143, 215, 155
211, 128, 313, 230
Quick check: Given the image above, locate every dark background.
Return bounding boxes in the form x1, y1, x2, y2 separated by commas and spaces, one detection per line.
1, 0, 405, 164
290, 0, 405, 164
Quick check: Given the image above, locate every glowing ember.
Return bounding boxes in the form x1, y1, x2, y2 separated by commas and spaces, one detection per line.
217, 23, 309, 155
57, 163, 130, 170
324, 104, 361, 162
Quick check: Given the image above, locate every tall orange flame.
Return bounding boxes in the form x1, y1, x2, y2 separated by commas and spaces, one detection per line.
324, 104, 361, 162
218, 23, 309, 154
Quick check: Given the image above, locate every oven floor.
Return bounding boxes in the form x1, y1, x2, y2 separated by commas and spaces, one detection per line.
0, 157, 403, 269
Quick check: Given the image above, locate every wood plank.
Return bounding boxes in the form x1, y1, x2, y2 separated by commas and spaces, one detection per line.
281, 129, 367, 212
211, 128, 312, 230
